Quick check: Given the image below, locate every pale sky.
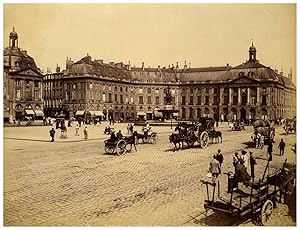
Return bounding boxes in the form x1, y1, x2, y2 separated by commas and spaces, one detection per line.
3, 4, 296, 81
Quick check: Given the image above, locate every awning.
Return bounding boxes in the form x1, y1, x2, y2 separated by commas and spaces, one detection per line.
25, 109, 35, 115
89, 111, 104, 116
137, 111, 146, 116
146, 111, 153, 114
153, 111, 163, 118
75, 110, 85, 116
34, 110, 44, 117
173, 112, 179, 117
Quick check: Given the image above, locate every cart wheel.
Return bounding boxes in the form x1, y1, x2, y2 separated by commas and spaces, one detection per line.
270, 131, 275, 141
260, 199, 274, 226
116, 140, 126, 156
199, 131, 209, 148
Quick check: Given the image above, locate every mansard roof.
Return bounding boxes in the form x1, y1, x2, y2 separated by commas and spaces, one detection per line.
4, 47, 39, 71
63, 55, 295, 88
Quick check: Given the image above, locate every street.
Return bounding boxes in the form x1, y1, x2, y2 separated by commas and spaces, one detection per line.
4, 122, 296, 226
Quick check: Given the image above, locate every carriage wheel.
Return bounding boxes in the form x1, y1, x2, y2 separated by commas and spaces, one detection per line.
260, 199, 274, 226
115, 140, 127, 156
199, 131, 209, 148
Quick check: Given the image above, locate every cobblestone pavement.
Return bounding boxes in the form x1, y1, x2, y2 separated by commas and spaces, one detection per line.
4, 122, 296, 226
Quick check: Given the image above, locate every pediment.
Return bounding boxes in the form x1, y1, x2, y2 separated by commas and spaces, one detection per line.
230, 75, 258, 84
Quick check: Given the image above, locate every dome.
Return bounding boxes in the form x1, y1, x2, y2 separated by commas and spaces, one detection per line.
249, 42, 256, 52
9, 27, 18, 38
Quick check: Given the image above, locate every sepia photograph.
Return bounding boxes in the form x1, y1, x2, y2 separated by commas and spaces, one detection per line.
3, 2, 297, 226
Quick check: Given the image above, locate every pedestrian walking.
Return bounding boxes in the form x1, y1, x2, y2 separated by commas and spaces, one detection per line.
267, 141, 273, 161
75, 124, 80, 136
249, 151, 257, 180
215, 149, 224, 167
49, 128, 56, 142
209, 155, 221, 184
278, 139, 286, 156
83, 126, 88, 140
240, 150, 249, 171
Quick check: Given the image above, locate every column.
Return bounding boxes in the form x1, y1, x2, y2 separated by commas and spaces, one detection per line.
256, 87, 260, 104
219, 87, 224, 105
238, 88, 241, 104
229, 88, 232, 104
247, 87, 250, 104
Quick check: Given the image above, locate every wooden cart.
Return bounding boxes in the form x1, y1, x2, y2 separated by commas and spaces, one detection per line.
202, 160, 294, 225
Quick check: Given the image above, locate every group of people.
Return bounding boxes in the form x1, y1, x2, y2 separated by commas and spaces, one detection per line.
208, 138, 288, 184
49, 125, 89, 142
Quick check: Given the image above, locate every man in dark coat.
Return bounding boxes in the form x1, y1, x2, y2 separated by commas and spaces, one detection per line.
278, 139, 286, 156
49, 128, 56, 142
267, 141, 273, 161
215, 149, 224, 167
249, 151, 257, 180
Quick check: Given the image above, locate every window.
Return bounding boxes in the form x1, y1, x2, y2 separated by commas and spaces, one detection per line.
16, 79, 21, 86
109, 93, 112, 102
34, 90, 39, 99
102, 93, 106, 102
213, 96, 218, 105
205, 96, 209, 105
130, 97, 134, 103
139, 96, 144, 104
224, 96, 229, 104
120, 95, 123, 103
155, 88, 159, 94
115, 94, 118, 102
197, 96, 201, 105
147, 96, 151, 104
251, 97, 256, 105
73, 84, 77, 89
26, 80, 30, 85
189, 96, 193, 105
139, 88, 143, 93
262, 95, 267, 105
120, 86, 123, 92
34, 81, 39, 88
109, 86, 112, 91
214, 88, 218, 94
16, 89, 21, 99
190, 89, 193, 94
90, 83, 93, 89
182, 96, 186, 105
125, 97, 128, 103
147, 88, 151, 94
115, 86, 118, 91
155, 96, 159, 105
206, 88, 210, 94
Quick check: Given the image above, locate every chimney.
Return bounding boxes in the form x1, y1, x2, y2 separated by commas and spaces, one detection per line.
66, 57, 74, 70
56, 64, 60, 73
157, 65, 161, 71
176, 62, 179, 70
279, 68, 283, 76
142, 62, 144, 71
128, 61, 131, 70
172, 64, 174, 69
21, 50, 27, 56
184, 60, 187, 70
274, 69, 278, 74
109, 62, 115, 66
96, 59, 104, 64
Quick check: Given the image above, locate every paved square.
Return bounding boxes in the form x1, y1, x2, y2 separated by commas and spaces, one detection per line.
4, 122, 296, 226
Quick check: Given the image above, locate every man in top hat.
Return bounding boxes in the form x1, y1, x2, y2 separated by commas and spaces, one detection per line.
215, 149, 224, 168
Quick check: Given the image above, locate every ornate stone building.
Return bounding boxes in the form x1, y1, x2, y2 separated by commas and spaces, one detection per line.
3, 28, 44, 122
48, 43, 294, 122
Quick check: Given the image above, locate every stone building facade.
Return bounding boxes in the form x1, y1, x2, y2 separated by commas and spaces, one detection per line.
3, 28, 44, 122
47, 43, 294, 122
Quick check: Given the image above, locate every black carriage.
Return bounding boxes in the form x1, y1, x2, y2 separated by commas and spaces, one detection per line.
169, 118, 219, 150
202, 160, 295, 226
104, 135, 136, 156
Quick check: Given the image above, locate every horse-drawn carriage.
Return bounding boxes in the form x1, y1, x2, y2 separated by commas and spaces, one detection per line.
202, 160, 295, 226
104, 135, 136, 156
229, 121, 245, 131
134, 127, 158, 144
283, 117, 296, 135
251, 120, 275, 148
169, 118, 222, 151
104, 127, 114, 135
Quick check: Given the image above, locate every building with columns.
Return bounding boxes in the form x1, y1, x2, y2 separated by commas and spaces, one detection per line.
3, 28, 44, 122
43, 43, 296, 122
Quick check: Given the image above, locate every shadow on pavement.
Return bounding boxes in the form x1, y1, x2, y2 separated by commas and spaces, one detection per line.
241, 141, 256, 148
